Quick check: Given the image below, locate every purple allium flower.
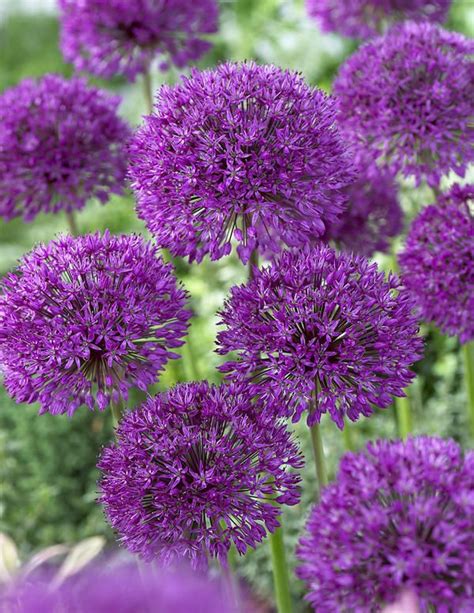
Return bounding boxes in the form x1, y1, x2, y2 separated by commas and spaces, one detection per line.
217, 246, 423, 429
306, 0, 451, 39
333, 22, 474, 188
323, 166, 403, 257
98, 381, 303, 566
59, 0, 219, 81
0, 75, 130, 222
5, 563, 229, 613
129, 62, 355, 264
0, 232, 190, 416
296, 436, 474, 612
399, 184, 474, 343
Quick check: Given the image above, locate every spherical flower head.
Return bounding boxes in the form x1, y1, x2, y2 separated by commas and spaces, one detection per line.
0, 74, 130, 222
333, 22, 474, 188
217, 246, 423, 429
59, 0, 219, 81
399, 184, 474, 343
5, 563, 230, 613
98, 381, 303, 566
323, 165, 403, 257
0, 232, 191, 416
129, 62, 355, 264
296, 436, 474, 612
306, 0, 452, 39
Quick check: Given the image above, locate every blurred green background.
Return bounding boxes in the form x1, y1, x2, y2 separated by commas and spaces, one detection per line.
0, 0, 473, 607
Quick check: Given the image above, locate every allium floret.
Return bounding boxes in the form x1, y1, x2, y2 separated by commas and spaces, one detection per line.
217, 246, 423, 428
0, 232, 190, 416
98, 381, 303, 565
297, 436, 474, 612
334, 22, 474, 187
129, 61, 354, 263
0, 74, 130, 222
399, 184, 474, 343
324, 166, 402, 257
306, 0, 452, 39
59, 0, 219, 81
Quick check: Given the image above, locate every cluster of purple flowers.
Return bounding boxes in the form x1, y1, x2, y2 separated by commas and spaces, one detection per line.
323, 165, 403, 257
1, 1, 473, 609
218, 246, 423, 429
297, 436, 474, 612
4, 563, 230, 613
0, 232, 190, 415
129, 62, 354, 263
334, 21, 474, 187
0, 75, 130, 221
99, 381, 302, 566
399, 184, 474, 343
306, 0, 452, 38
59, 0, 219, 81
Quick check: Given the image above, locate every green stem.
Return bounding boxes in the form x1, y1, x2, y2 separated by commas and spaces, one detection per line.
463, 341, 474, 438
180, 329, 200, 381
395, 393, 412, 440
111, 397, 124, 431
248, 250, 259, 281
309, 421, 327, 498
66, 211, 78, 236
309, 382, 327, 498
143, 68, 154, 114
268, 526, 293, 613
342, 422, 354, 451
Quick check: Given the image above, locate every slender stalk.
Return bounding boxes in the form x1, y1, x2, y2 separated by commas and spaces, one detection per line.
143, 68, 154, 114
463, 341, 474, 438
180, 330, 200, 381
309, 421, 327, 498
309, 381, 327, 498
342, 422, 354, 451
268, 526, 293, 613
66, 211, 78, 236
395, 393, 412, 440
248, 249, 259, 281
111, 397, 124, 431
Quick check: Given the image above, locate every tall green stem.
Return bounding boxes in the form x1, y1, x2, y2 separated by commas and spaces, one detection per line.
310, 421, 327, 498
463, 341, 474, 438
181, 330, 200, 381
309, 382, 327, 498
111, 397, 124, 431
342, 422, 354, 451
248, 250, 259, 281
268, 526, 293, 613
143, 68, 154, 114
395, 393, 412, 440
66, 211, 78, 236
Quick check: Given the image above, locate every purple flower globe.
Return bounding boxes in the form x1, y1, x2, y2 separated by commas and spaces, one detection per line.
334, 22, 474, 188
5, 563, 229, 613
0, 75, 130, 222
59, 0, 219, 81
324, 166, 403, 257
129, 62, 355, 264
306, 0, 451, 39
98, 381, 303, 566
217, 246, 423, 429
297, 436, 474, 612
0, 232, 191, 416
399, 184, 474, 343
